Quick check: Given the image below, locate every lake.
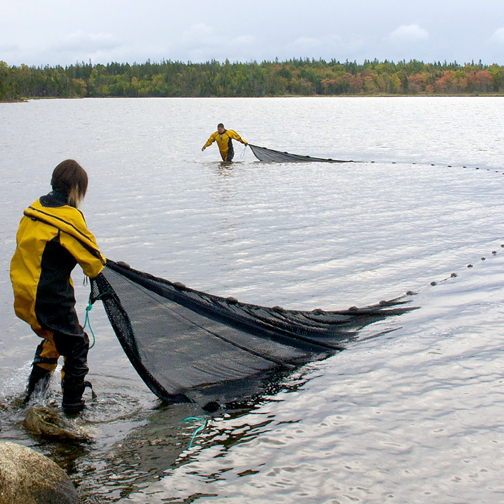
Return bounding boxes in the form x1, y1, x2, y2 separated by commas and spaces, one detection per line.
1, 96, 504, 503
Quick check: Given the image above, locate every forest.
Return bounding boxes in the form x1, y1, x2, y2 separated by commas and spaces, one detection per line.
1, 58, 504, 101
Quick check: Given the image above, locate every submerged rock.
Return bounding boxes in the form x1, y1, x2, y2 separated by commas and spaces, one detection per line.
0, 441, 79, 503
24, 406, 91, 443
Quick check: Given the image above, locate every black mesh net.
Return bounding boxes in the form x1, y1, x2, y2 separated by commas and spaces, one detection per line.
248, 144, 353, 163
91, 260, 411, 406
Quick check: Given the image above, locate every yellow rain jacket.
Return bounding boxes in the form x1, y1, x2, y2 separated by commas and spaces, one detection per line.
10, 191, 105, 338
203, 129, 247, 161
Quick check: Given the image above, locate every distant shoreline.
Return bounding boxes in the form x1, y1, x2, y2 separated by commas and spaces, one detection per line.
4, 93, 504, 104
2, 58, 504, 102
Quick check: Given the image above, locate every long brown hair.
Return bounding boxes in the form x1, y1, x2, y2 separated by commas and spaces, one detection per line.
51, 160, 88, 208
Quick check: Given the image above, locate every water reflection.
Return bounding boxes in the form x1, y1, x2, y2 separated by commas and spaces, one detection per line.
3, 98, 504, 503
1, 292, 411, 504
75, 368, 322, 502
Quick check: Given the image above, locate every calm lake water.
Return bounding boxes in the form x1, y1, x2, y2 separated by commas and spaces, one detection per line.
1, 97, 504, 503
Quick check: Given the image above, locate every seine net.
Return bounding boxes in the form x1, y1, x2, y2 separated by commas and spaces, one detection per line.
90, 260, 411, 406
248, 144, 353, 163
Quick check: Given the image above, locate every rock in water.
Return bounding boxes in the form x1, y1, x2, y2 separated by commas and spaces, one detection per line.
24, 406, 91, 443
0, 441, 79, 503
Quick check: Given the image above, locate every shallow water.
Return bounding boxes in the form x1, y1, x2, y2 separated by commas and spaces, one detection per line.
1, 97, 504, 502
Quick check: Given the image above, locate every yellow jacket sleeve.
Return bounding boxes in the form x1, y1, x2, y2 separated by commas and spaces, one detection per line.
59, 209, 105, 279
203, 132, 218, 149
227, 130, 248, 144
23, 203, 105, 279
59, 227, 105, 279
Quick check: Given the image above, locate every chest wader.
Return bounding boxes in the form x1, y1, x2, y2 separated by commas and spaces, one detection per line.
15, 194, 104, 414
25, 330, 94, 414
225, 138, 235, 161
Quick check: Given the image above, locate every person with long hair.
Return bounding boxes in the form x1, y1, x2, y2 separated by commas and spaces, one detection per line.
10, 160, 105, 414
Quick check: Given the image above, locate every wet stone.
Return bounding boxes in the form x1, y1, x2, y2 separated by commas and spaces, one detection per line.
0, 441, 79, 503
24, 406, 91, 443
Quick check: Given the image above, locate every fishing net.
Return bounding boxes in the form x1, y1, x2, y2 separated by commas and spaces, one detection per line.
248, 144, 352, 163
90, 260, 411, 406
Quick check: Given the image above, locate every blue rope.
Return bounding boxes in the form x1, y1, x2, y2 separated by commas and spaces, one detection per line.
183, 416, 208, 449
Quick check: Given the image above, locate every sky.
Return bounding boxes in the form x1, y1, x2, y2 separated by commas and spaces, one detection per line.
1, 0, 504, 67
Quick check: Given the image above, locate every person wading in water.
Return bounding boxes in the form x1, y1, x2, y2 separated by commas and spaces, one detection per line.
10, 160, 105, 414
202, 123, 248, 162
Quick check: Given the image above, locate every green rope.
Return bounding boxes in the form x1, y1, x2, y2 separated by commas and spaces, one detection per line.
83, 292, 108, 350
83, 298, 97, 349
183, 416, 208, 449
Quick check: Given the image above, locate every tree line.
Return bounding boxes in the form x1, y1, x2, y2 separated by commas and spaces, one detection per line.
1, 58, 504, 101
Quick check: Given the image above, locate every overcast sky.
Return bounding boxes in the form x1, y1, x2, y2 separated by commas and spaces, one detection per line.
1, 0, 504, 67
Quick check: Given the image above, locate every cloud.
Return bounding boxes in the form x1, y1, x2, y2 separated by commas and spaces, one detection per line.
490, 27, 504, 45
0, 43, 19, 54
52, 30, 120, 53
183, 23, 216, 43
386, 24, 429, 44
232, 35, 255, 46
179, 23, 256, 62
4, 2, 504, 67
285, 34, 343, 56
287, 37, 325, 52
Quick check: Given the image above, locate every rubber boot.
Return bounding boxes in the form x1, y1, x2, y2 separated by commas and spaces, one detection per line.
62, 378, 95, 415
62, 378, 84, 414
24, 365, 52, 404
